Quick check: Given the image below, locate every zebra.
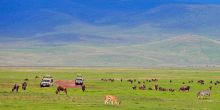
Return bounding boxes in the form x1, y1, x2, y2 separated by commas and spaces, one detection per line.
197, 90, 211, 98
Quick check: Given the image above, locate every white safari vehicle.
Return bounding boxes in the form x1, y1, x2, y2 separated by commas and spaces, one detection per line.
40, 75, 54, 87
75, 75, 84, 85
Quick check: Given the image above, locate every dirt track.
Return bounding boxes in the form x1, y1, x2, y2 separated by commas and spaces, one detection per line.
55, 80, 81, 88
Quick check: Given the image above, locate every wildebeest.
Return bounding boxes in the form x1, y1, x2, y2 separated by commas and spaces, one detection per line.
56, 86, 67, 95
12, 84, 19, 92
101, 78, 114, 82
148, 87, 153, 90
209, 86, 212, 90
197, 90, 211, 98
169, 88, 175, 92
134, 79, 136, 82
139, 84, 146, 90
81, 84, 86, 92
197, 80, 205, 84
104, 95, 121, 105
24, 78, 29, 81
179, 86, 190, 92
22, 82, 27, 90
151, 78, 158, 82
155, 84, 158, 91
132, 85, 137, 90
170, 80, 172, 83
188, 80, 193, 83
127, 79, 133, 84
35, 76, 39, 79
159, 87, 167, 91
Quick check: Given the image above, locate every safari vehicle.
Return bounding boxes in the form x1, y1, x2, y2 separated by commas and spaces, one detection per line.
75, 75, 84, 85
42, 75, 54, 83
40, 78, 53, 87
40, 75, 54, 87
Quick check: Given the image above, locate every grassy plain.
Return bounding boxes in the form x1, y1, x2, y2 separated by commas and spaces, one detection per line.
0, 67, 220, 110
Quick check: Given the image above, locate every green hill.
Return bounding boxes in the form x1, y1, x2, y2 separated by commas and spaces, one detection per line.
1, 35, 220, 67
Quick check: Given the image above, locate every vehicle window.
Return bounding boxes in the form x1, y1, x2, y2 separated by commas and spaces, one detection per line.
43, 80, 50, 82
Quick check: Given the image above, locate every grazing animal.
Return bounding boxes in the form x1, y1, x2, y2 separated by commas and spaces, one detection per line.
110, 79, 114, 82
197, 90, 211, 98
139, 84, 146, 90
56, 86, 67, 95
182, 82, 185, 84
35, 76, 39, 79
170, 80, 172, 83
81, 84, 86, 92
209, 86, 212, 90
155, 84, 158, 91
169, 88, 175, 92
188, 80, 193, 83
148, 87, 153, 90
101, 78, 114, 82
120, 78, 123, 82
210, 81, 213, 84
12, 84, 19, 92
132, 85, 137, 90
24, 78, 29, 81
197, 80, 205, 84
138, 81, 141, 84
127, 79, 133, 84
104, 95, 120, 105
159, 87, 167, 91
179, 86, 190, 92
151, 78, 158, 82
22, 82, 27, 90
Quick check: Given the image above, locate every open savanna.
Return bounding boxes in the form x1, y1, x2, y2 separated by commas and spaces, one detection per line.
0, 67, 220, 110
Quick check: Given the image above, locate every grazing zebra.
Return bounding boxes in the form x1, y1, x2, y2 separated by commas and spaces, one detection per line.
197, 90, 210, 98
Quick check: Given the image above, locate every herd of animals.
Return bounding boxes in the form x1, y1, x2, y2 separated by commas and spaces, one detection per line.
10, 76, 219, 106
101, 78, 219, 105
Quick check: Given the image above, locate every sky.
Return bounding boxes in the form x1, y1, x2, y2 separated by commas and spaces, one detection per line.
0, 0, 220, 39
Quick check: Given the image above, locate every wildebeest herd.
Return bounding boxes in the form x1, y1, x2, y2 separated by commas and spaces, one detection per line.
101, 78, 219, 103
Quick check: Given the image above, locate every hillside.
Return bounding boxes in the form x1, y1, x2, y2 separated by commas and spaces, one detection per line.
1, 35, 220, 67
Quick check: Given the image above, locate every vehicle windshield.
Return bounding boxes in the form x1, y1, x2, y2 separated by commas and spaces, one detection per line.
76, 79, 82, 82
42, 80, 50, 82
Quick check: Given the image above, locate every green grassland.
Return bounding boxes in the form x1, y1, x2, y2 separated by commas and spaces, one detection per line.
0, 67, 220, 110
